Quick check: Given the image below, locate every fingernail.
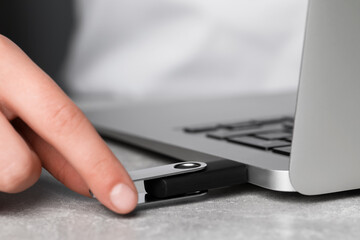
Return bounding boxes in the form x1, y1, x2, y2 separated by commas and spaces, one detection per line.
110, 183, 137, 213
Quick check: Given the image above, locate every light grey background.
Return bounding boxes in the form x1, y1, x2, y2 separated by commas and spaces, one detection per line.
2, 139, 360, 240
63, 0, 307, 101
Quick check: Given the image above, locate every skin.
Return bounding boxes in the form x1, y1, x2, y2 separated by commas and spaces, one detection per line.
0, 34, 138, 214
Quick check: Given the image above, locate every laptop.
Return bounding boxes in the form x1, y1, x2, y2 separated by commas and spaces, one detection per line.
86, 0, 360, 195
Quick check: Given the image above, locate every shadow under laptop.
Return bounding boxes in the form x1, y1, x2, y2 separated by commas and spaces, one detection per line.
207, 183, 360, 205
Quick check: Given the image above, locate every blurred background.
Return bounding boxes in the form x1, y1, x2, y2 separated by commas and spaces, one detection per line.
0, 0, 308, 103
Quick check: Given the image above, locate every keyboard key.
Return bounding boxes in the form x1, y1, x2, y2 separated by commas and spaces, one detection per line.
284, 136, 293, 142
207, 124, 285, 140
227, 136, 291, 150
184, 124, 219, 133
273, 146, 292, 156
255, 117, 289, 125
254, 132, 292, 140
219, 121, 259, 130
283, 121, 294, 129
283, 116, 294, 121
207, 129, 258, 139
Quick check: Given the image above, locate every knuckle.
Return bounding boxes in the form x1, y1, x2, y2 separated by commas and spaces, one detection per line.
0, 35, 15, 61
0, 152, 41, 193
0, 34, 22, 92
0, 34, 11, 51
47, 103, 85, 136
0, 35, 13, 84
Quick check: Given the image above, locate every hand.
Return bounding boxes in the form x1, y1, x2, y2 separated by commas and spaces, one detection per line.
0, 35, 138, 214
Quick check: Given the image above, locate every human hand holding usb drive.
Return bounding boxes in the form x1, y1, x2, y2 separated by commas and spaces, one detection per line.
0, 35, 138, 214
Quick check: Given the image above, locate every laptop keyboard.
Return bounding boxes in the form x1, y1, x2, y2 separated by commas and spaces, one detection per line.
183, 117, 293, 156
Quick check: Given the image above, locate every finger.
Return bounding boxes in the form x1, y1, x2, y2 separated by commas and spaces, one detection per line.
12, 118, 90, 197
0, 35, 137, 214
0, 113, 42, 193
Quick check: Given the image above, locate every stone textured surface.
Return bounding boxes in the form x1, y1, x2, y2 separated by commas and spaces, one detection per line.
2, 140, 360, 240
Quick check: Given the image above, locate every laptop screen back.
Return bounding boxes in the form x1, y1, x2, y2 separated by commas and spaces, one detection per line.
290, 0, 360, 194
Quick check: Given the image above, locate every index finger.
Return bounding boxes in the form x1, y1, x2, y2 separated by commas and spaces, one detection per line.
0, 35, 138, 214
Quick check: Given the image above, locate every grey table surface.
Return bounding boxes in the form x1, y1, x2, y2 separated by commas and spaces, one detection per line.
2, 100, 360, 240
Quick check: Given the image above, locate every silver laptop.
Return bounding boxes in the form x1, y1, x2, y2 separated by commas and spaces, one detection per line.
87, 0, 360, 195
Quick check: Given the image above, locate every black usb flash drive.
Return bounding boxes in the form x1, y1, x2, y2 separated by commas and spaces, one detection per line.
144, 159, 248, 198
